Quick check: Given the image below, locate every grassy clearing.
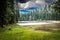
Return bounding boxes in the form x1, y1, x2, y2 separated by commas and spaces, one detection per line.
0, 24, 60, 40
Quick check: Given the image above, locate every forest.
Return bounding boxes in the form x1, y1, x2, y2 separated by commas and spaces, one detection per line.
19, 4, 60, 21
0, 0, 60, 27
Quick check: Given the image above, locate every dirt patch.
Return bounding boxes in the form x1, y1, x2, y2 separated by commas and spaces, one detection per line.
34, 23, 60, 31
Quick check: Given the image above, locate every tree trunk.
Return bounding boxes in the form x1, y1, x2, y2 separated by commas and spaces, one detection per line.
0, 0, 7, 27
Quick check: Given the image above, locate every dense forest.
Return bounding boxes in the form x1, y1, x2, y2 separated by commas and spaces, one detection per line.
0, 0, 19, 27
19, 3, 60, 21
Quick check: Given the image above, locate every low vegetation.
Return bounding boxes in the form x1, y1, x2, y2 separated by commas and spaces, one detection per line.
34, 23, 60, 31
0, 24, 60, 40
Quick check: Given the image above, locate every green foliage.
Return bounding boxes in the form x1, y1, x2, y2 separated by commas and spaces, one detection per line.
0, 0, 20, 27
6, 0, 16, 24
52, 0, 60, 13
19, 4, 60, 21
0, 24, 60, 40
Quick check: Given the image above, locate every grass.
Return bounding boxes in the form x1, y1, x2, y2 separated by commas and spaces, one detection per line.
0, 24, 60, 40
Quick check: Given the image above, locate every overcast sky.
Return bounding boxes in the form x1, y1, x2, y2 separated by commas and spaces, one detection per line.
17, 0, 57, 14
18, 0, 56, 9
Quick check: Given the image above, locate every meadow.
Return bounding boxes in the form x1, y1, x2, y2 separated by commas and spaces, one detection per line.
0, 24, 60, 40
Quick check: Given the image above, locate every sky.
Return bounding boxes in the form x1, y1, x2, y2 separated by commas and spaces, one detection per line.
16, 0, 56, 14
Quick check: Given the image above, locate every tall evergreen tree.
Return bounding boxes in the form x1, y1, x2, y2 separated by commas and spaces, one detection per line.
52, 0, 60, 20
0, 0, 19, 27
0, 0, 7, 27
52, 0, 60, 13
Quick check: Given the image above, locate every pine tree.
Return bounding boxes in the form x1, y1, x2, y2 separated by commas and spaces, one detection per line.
0, 0, 19, 27
52, 0, 60, 20
52, 0, 60, 13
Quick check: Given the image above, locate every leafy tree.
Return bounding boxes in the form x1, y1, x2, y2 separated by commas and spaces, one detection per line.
52, 0, 60, 13
0, 0, 19, 27
52, 0, 60, 20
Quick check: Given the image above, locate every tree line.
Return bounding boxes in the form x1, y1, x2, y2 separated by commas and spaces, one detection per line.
19, 3, 60, 21
0, 0, 60, 28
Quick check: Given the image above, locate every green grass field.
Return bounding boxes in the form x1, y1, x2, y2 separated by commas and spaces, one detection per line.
0, 24, 60, 40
